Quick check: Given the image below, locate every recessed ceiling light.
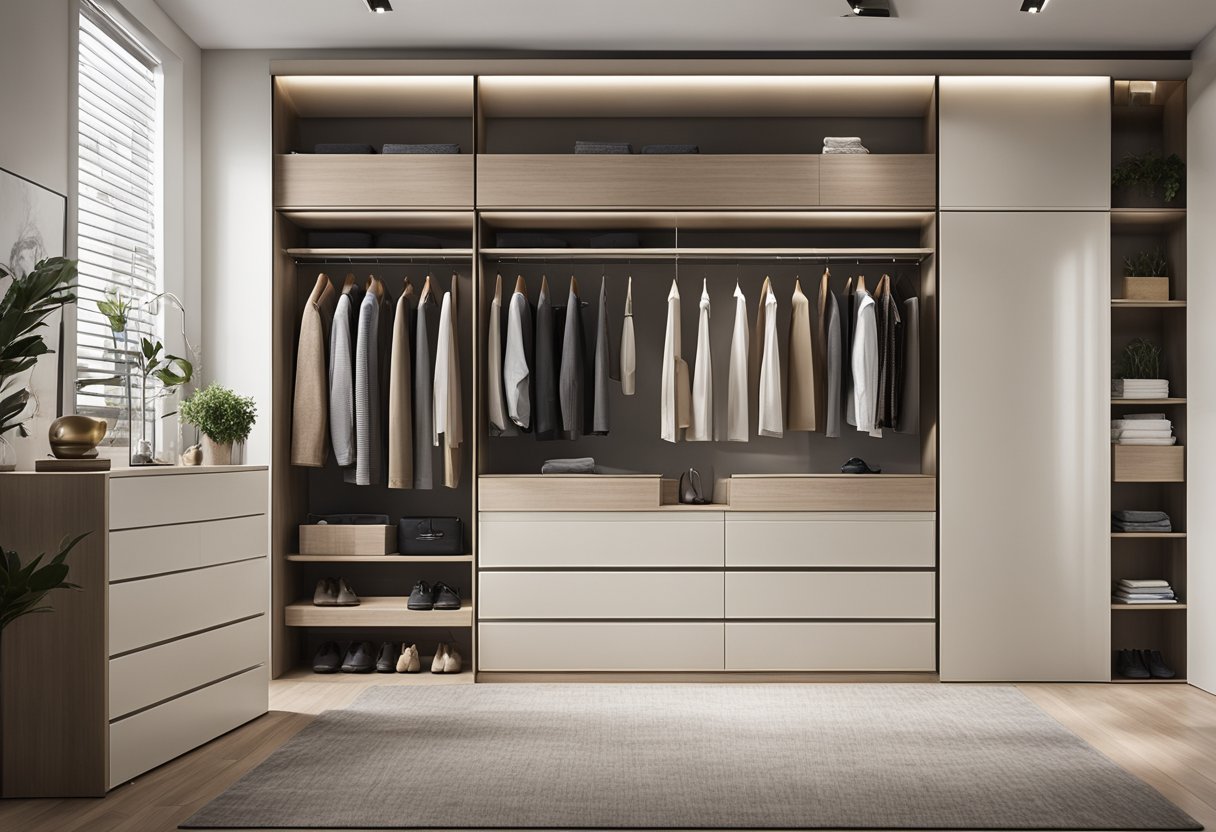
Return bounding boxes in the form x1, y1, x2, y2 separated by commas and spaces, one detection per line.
845, 0, 892, 18
366, 0, 392, 12
1020, 0, 1050, 13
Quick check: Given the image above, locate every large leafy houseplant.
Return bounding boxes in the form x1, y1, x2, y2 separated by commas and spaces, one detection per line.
0, 534, 86, 632
1111, 152, 1186, 203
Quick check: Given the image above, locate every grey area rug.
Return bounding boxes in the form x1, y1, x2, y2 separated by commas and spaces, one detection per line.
183, 684, 1201, 830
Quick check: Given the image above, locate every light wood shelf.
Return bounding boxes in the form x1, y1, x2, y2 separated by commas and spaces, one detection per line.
480, 209, 936, 231
1110, 208, 1187, 230
1111, 398, 1186, 405
286, 248, 472, 262
285, 597, 473, 628
1111, 299, 1186, 308
277, 667, 474, 685
274, 154, 474, 210
1110, 603, 1187, 611
1110, 533, 1186, 539
1109, 676, 1187, 684
287, 554, 474, 563
279, 210, 475, 231
480, 247, 933, 262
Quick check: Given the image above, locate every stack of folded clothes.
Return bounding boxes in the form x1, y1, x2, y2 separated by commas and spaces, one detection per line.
822, 136, 870, 154
1112, 510, 1172, 533
1112, 378, 1170, 399
575, 140, 632, 154
1111, 413, 1176, 445
541, 457, 596, 474
1112, 578, 1177, 604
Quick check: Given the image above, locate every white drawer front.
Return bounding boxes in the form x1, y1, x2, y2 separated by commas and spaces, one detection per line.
479, 571, 724, 619
110, 470, 267, 530
109, 665, 266, 788
479, 512, 724, 567
109, 616, 266, 719
479, 622, 724, 671
110, 515, 266, 582
109, 557, 267, 655
726, 622, 936, 671
726, 512, 935, 568
726, 571, 936, 619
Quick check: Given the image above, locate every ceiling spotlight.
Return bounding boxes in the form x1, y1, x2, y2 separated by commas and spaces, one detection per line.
846, 0, 892, 17
1020, 0, 1050, 12
366, 0, 392, 12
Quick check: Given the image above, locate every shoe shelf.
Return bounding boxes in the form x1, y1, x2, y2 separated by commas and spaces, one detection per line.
1110, 532, 1186, 539
285, 597, 473, 628
1111, 398, 1186, 405
276, 667, 474, 685
286, 554, 474, 563
1109, 676, 1188, 684
1110, 603, 1187, 611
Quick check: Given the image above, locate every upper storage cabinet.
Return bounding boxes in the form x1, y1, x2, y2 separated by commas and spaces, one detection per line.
939, 76, 1110, 210
273, 75, 475, 209
476, 76, 937, 210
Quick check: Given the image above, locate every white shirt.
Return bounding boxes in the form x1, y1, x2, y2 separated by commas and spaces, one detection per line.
619, 277, 636, 396
688, 280, 713, 442
726, 282, 749, 441
486, 275, 512, 436
503, 284, 531, 429
852, 289, 879, 436
432, 289, 463, 451
660, 280, 690, 443
758, 282, 783, 438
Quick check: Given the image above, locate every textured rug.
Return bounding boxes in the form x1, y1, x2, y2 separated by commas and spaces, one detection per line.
183, 684, 1201, 830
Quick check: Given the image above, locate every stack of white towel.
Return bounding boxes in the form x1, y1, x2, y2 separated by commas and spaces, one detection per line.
822, 137, 870, 155
1112, 578, 1177, 604
1111, 413, 1176, 445
1112, 379, 1169, 399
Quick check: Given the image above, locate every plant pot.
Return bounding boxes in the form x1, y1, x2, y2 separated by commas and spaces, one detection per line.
1121, 276, 1170, 301
202, 435, 233, 466
0, 434, 15, 472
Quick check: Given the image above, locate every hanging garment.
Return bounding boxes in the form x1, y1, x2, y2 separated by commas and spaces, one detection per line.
688, 279, 713, 442
432, 275, 463, 489
726, 282, 749, 442
329, 279, 363, 468
897, 295, 920, 434
660, 279, 691, 443
486, 274, 512, 437
413, 278, 440, 488
758, 279, 784, 438
619, 277, 636, 396
533, 276, 560, 441
786, 278, 817, 432
821, 276, 843, 438
354, 279, 391, 486
387, 279, 415, 489
813, 269, 830, 432
558, 277, 587, 440
851, 281, 879, 436
503, 276, 533, 430
748, 277, 768, 435
843, 276, 857, 427
875, 275, 903, 432
592, 276, 611, 434
291, 273, 336, 467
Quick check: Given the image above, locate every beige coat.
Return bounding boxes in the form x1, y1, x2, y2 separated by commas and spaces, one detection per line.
290, 273, 336, 466
787, 278, 817, 432
387, 279, 415, 489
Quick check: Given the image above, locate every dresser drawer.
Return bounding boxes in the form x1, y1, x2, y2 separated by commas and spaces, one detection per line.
109, 470, 267, 530
110, 515, 266, 581
109, 557, 267, 655
479, 570, 723, 620
726, 512, 934, 568
109, 665, 265, 788
726, 571, 936, 619
478, 622, 724, 671
726, 622, 936, 671
109, 616, 266, 719
479, 512, 724, 568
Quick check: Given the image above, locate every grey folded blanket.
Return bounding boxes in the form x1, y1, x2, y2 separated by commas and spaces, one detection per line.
576, 141, 632, 154
541, 457, 596, 474
314, 143, 375, 154
642, 144, 699, 154
1113, 510, 1171, 523
1113, 521, 1174, 532
382, 143, 460, 154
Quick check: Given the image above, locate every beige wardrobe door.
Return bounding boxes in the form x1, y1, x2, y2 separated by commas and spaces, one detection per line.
939, 211, 1110, 682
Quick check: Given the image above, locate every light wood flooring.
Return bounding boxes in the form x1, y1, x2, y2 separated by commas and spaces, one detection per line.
1, 680, 1214, 831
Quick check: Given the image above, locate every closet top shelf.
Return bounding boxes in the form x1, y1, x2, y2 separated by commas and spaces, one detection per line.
480, 247, 933, 263
287, 248, 473, 263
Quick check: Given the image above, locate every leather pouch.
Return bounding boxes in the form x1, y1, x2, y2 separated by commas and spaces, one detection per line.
398, 517, 464, 555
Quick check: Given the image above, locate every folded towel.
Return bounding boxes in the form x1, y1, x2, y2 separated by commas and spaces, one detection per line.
376, 232, 443, 249
823, 137, 866, 147
589, 232, 640, 248
1119, 578, 1172, 588
1115, 592, 1176, 601
382, 143, 460, 154
314, 143, 375, 154
1113, 524, 1174, 533
642, 144, 699, 154
823, 147, 871, 154
1113, 511, 1170, 523
575, 141, 632, 154
1112, 596, 1177, 604
1111, 419, 1172, 431
1114, 437, 1177, 445
541, 457, 596, 474
495, 232, 567, 248
1111, 429, 1174, 439
307, 231, 373, 248
1121, 412, 1169, 420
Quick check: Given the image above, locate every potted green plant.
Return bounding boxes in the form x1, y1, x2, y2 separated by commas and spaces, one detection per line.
179, 383, 256, 465
1, 534, 86, 631
1111, 151, 1185, 206
0, 258, 77, 471
1121, 249, 1170, 302
1113, 338, 1168, 399
130, 337, 193, 464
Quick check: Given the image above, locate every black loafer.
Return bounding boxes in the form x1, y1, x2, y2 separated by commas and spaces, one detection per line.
433, 582, 462, 611
841, 457, 881, 474
1142, 649, 1176, 679
1116, 649, 1150, 679
375, 641, 397, 673
341, 640, 377, 673
408, 580, 434, 611
312, 641, 342, 673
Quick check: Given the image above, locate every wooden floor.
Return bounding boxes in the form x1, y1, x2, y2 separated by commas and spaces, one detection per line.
1, 680, 1215, 831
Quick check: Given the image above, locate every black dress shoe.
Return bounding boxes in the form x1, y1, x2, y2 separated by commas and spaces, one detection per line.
1116, 649, 1150, 679
1142, 649, 1176, 679
841, 457, 881, 474
312, 641, 342, 673
341, 640, 377, 673
375, 641, 397, 673
679, 468, 709, 505
433, 582, 462, 611
408, 580, 434, 610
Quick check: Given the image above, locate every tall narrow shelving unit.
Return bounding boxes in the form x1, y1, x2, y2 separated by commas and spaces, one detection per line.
1109, 79, 1188, 682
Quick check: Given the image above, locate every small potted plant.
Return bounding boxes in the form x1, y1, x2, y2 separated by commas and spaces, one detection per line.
1122, 249, 1170, 302
1111, 151, 1185, 206
1112, 338, 1168, 400
179, 383, 256, 466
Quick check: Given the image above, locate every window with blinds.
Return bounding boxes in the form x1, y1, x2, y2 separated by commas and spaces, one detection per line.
74, 2, 162, 444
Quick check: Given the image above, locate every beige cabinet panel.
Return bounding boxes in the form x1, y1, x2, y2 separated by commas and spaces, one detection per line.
726, 571, 935, 619
819, 154, 936, 207
726, 622, 936, 671
726, 512, 934, 567
110, 469, 268, 530
479, 512, 724, 568
109, 514, 266, 582
939, 77, 1110, 210
939, 211, 1109, 681
479, 571, 724, 619
478, 622, 724, 671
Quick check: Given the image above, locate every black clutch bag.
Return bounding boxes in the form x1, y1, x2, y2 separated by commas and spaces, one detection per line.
397, 517, 464, 555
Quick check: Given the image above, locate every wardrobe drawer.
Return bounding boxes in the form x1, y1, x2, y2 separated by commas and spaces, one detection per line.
109, 470, 267, 530
726, 475, 936, 511
478, 475, 669, 511
478, 622, 725, 671
110, 515, 266, 581
726, 622, 936, 671
726, 571, 935, 619
109, 615, 266, 719
109, 665, 266, 788
274, 154, 474, 209
479, 571, 724, 619
1112, 445, 1185, 483
109, 557, 267, 655
726, 512, 934, 568
479, 512, 724, 567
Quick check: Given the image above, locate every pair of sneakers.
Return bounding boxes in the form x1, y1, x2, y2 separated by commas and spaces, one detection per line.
408, 580, 461, 611
1116, 649, 1175, 679
313, 640, 376, 673
431, 642, 462, 674
313, 577, 359, 606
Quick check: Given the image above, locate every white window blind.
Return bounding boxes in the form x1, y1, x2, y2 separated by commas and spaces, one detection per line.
74, 2, 162, 442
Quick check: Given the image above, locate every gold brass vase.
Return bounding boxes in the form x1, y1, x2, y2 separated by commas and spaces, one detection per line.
49, 415, 108, 459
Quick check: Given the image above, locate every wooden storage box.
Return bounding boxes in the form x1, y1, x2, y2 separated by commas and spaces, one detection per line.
1112, 445, 1185, 482
726, 475, 936, 512
273, 154, 474, 209
298, 524, 395, 555
1121, 276, 1170, 301
478, 475, 672, 511
819, 154, 936, 208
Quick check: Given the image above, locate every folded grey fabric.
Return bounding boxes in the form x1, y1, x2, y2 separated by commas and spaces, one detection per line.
382, 143, 460, 154
642, 144, 699, 154
823, 147, 870, 154
589, 232, 640, 248
1113, 524, 1174, 533
496, 232, 567, 248
314, 143, 375, 154
1113, 510, 1171, 523
1114, 590, 1176, 600
307, 231, 374, 248
823, 136, 865, 147
575, 141, 632, 154
541, 457, 596, 474
376, 232, 442, 249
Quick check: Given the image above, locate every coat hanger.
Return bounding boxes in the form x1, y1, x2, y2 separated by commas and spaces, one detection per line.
402, 275, 414, 297
570, 274, 579, 295
514, 274, 527, 296
449, 272, 459, 312
857, 274, 868, 294
494, 273, 503, 302
342, 273, 356, 292
421, 273, 433, 301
